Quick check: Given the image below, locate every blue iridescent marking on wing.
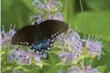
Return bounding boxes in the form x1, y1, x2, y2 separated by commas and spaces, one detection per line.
30, 39, 52, 52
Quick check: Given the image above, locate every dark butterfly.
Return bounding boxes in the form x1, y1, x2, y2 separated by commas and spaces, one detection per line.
11, 20, 68, 53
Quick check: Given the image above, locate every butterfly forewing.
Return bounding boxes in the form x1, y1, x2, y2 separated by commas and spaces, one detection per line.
39, 20, 68, 39
11, 25, 42, 45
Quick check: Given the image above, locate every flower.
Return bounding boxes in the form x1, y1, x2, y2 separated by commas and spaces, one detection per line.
8, 48, 31, 65
68, 66, 102, 73
1, 25, 15, 45
8, 47, 48, 64
85, 66, 102, 73
33, 0, 62, 12
66, 29, 83, 52
82, 35, 103, 59
68, 66, 83, 73
55, 29, 83, 63
56, 29, 83, 52
59, 51, 78, 63
68, 62, 102, 73
34, 53, 41, 62
31, 0, 63, 24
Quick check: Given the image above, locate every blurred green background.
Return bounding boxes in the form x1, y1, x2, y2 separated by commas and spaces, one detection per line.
1, 0, 110, 72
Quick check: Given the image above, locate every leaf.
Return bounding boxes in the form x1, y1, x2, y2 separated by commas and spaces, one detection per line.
72, 12, 110, 41
1, 0, 32, 29
96, 65, 107, 72
87, 0, 110, 11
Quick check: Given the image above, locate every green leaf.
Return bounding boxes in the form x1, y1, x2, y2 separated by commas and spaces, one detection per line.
96, 65, 107, 72
87, 0, 110, 11
72, 12, 110, 41
1, 0, 32, 29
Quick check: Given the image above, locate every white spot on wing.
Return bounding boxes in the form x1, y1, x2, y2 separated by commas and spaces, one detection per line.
48, 47, 50, 50
31, 48, 37, 52
51, 35, 54, 38
29, 46, 32, 48
51, 39, 54, 42
54, 33, 56, 36
35, 50, 38, 53
50, 44, 53, 47
26, 42, 29, 45
56, 32, 59, 34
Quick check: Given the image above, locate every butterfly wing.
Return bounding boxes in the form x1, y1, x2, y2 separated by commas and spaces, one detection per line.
38, 20, 68, 39
11, 25, 41, 45
11, 20, 68, 53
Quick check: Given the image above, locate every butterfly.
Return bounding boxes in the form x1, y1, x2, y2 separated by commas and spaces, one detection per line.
11, 20, 68, 54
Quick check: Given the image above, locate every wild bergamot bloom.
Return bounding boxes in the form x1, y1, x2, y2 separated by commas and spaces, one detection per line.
82, 35, 103, 59
8, 47, 48, 65
68, 62, 102, 73
55, 29, 83, 64
68, 66, 102, 73
31, 0, 63, 24
1, 25, 15, 45
8, 48, 31, 65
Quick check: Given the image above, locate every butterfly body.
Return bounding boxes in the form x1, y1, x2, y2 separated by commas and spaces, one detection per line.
11, 20, 68, 53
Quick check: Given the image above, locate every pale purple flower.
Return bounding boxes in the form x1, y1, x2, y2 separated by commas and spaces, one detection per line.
31, 0, 63, 24
8, 48, 31, 65
0, 34, 2, 45
59, 50, 82, 64
34, 53, 41, 62
33, 0, 62, 12
82, 35, 103, 59
1, 25, 15, 44
55, 29, 83, 63
59, 51, 73, 62
51, 12, 63, 21
8, 49, 18, 61
68, 66, 83, 73
56, 29, 83, 52
59, 51, 78, 63
66, 29, 83, 52
18, 50, 31, 65
34, 52, 47, 62
68, 64, 102, 73
85, 66, 102, 73
8, 48, 48, 65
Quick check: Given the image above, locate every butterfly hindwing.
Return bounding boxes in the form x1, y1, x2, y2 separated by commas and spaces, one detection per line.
29, 39, 54, 52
